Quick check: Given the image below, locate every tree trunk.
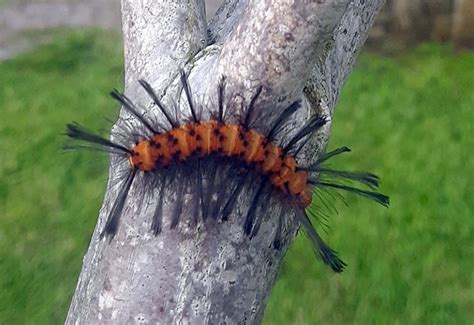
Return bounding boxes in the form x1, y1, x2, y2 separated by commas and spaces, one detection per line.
452, 0, 474, 49
66, 1, 385, 323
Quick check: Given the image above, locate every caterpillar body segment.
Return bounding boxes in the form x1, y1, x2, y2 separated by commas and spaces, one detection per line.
65, 73, 389, 273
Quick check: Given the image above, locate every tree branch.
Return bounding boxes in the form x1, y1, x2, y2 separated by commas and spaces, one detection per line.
218, 0, 351, 108
66, 1, 385, 323
121, 0, 207, 96
306, 0, 387, 111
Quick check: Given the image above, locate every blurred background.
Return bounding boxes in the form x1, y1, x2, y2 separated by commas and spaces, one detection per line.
0, 0, 472, 324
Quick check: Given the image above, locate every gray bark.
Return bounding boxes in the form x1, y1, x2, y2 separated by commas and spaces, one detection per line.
66, 0, 385, 324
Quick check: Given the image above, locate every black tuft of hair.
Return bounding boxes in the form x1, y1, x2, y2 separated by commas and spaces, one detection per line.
315, 146, 351, 165
283, 115, 327, 155
202, 159, 218, 221
295, 209, 346, 272
266, 101, 300, 143
180, 70, 200, 123
110, 89, 159, 134
101, 168, 137, 239
65, 122, 130, 154
151, 174, 167, 235
243, 86, 263, 130
319, 169, 380, 189
221, 171, 249, 221
139, 79, 180, 128
249, 185, 272, 239
317, 181, 390, 207
272, 208, 285, 250
217, 77, 226, 123
170, 169, 185, 229
243, 180, 266, 235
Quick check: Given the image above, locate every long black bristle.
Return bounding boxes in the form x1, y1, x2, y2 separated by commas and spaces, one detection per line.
283, 115, 327, 154
66, 122, 130, 153
250, 185, 272, 238
170, 169, 185, 229
211, 162, 233, 220
62, 143, 126, 155
318, 181, 390, 207
272, 207, 285, 250
307, 203, 331, 234
138, 79, 179, 128
243, 180, 266, 235
193, 160, 203, 225
314, 188, 341, 220
221, 172, 249, 221
180, 70, 200, 123
110, 90, 159, 134
217, 77, 226, 123
197, 160, 205, 211
151, 173, 167, 235
266, 101, 300, 142
244, 86, 263, 129
202, 159, 218, 221
315, 146, 351, 164
295, 209, 346, 272
317, 169, 380, 189
101, 169, 137, 238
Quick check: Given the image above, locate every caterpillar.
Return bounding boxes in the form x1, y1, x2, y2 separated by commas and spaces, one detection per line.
66, 71, 389, 273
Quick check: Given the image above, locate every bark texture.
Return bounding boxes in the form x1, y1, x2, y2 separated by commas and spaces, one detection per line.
66, 0, 385, 324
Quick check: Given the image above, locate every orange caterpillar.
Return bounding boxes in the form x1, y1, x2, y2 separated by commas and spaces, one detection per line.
66, 72, 388, 272
129, 121, 313, 208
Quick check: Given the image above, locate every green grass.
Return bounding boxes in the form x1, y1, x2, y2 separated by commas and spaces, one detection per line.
0, 31, 473, 324
0, 30, 124, 324
265, 44, 474, 324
